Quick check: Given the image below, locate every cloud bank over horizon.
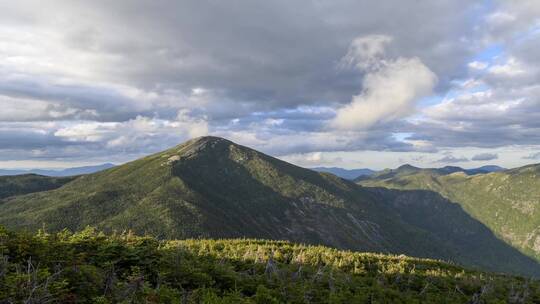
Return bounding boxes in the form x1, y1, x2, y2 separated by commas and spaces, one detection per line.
0, 0, 539, 169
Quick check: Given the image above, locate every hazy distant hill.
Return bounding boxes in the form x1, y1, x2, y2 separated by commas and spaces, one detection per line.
355, 164, 506, 182
0, 163, 115, 176
0, 137, 537, 276
465, 165, 506, 175
310, 167, 375, 179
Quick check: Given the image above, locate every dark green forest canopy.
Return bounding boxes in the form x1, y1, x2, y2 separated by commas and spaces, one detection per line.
0, 227, 538, 303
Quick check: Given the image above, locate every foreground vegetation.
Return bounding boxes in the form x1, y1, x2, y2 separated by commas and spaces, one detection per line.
0, 227, 538, 303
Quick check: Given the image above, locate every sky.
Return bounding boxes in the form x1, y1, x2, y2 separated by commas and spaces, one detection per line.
1, 0, 540, 170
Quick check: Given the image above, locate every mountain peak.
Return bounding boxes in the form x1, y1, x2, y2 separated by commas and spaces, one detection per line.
170, 136, 234, 157
397, 164, 419, 171
183, 135, 232, 148
190, 135, 229, 144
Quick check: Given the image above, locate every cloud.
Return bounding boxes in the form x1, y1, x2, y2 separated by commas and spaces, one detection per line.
54, 111, 208, 151
0, 111, 208, 161
0, 0, 482, 110
484, 1, 540, 44
468, 61, 488, 70
282, 152, 344, 167
489, 58, 526, 76
401, 1, 540, 155
435, 155, 469, 163
331, 35, 437, 130
1, 1, 539, 168
523, 152, 540, 160
472, 153, 498, 161
339, 35, 393, 70
412, 76, 540, 149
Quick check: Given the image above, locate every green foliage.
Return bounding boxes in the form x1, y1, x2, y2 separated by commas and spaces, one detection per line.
359, 164, 540, 264
0, 227, 538, 303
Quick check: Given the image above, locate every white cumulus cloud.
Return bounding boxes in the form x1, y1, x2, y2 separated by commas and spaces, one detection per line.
332, 35, 437, 131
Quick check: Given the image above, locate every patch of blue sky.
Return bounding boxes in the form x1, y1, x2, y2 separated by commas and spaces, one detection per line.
467, 82, 490, 93
472, 44, 504, 64
417, 95, 444, 107
392, 132, 413, 142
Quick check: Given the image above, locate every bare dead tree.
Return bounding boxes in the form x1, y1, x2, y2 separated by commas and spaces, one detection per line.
103, 263, 117, 297
508, 281, 530, 304
264, 253, 277, 276
21, 257, 63, 304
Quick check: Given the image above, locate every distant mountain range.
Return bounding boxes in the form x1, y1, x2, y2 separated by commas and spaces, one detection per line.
312, 164, 505, 180
465, 164, 506, 174
0, 163, 115, 176
310, 167, 375, 179
0, 136, 537, 276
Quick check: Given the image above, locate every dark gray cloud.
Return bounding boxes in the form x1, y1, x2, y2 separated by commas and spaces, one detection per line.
435, 155, 469, 164
1, 0, 482, 109
472, 153, 498, 161
92, 0, 479, 102
0, 1, 539, 167
407, 119, 540, 148
0, 76, 146, 122
0, 129, 70, 150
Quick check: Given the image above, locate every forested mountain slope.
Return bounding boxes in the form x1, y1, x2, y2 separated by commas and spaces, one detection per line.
0, 136, 538, 276
0, 174, 75, 199
359, 164, 540, 263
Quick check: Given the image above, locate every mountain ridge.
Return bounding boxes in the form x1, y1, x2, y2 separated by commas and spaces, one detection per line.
0, 163, 115, 176
310, 167, 375, 180
0, 136, 538, 276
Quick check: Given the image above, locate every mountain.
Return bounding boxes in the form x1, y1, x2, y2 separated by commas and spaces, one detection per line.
354, 164, 449, 182
310, 167, 374, 179
354, 164, 507, 182
0, 136, 538, 276
465, 165, 506, 175
0, 174, 76, 199
358, 163, 540, 263
1, 227, 538, 303
0, 163, 115, 176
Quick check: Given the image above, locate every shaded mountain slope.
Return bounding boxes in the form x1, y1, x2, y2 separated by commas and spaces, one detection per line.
359, 164, 540, 263
0, 136, 538, 276
0, 174, 76, 199
364, 187, 539, 276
